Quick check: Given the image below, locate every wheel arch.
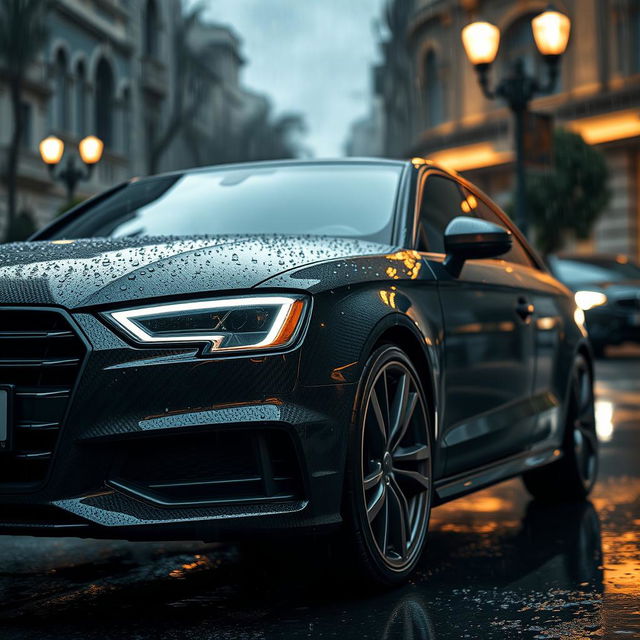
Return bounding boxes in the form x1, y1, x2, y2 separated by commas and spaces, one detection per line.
356, 313, 440, 446
558, 339, 595, 442
576, 341, 594, 382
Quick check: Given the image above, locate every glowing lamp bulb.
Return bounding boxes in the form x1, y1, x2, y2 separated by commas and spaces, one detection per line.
461, 21, 501, 66
39, 136, 64, 165
532, 9, 571, 56
79, 135, 104, 165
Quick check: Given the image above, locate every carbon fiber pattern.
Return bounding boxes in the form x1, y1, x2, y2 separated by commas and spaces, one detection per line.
135, 401, 325, 434
0, 235, 391, 308
260, 251, 419, 292
55, 491, 308, 526
64, 352, 301, 442
0, 277, 53, 305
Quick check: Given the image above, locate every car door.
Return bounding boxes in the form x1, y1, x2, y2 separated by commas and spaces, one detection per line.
415, 171, 537, 476
462, 186, 566, 452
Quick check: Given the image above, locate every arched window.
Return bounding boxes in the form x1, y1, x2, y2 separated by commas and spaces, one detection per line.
500, 13, 560, 94
423, 49, 444, 128
75, 60, 87, 137
144, 0, 159, 57
95, 58, 115, 148
54, 49, 70, 131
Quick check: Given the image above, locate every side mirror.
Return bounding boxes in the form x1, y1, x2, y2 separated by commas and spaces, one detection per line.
443, 216, 512, 277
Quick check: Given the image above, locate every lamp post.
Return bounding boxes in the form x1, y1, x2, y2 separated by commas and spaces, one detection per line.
39, 135, 104, 204
461, 7, 571, 238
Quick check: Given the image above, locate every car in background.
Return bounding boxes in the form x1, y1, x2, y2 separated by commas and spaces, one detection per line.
548, 254, 640, 356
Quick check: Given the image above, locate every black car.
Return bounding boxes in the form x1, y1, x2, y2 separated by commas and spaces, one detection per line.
0, 159, 597, 586
549, 254, 640, 356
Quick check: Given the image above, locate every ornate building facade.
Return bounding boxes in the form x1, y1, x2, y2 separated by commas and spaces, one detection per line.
372, 0, 640, 258
0, 0, 176, 231
0, 0, 285, 235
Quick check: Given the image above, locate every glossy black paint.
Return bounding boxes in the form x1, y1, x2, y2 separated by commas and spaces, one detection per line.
442, 216, 513, 277
0, 159, 589, 542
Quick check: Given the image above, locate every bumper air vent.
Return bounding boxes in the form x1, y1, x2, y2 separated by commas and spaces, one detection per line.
0, 309, 86, 488
110, 428, 304, 507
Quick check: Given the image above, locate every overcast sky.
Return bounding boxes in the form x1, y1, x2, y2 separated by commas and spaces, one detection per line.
194, 0, 388, 157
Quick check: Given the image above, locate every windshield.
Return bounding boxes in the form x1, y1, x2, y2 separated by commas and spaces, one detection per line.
51, 163, 403, 244
552, 257, 640, 284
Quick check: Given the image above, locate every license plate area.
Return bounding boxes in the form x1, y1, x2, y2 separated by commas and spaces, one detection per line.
0, 386, 14, 452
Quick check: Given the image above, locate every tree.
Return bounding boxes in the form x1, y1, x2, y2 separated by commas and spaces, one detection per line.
526, 129, 610, 255
181, 101, 308, 167
147, 3, 208, 174
0, 0, 47, 241
247, 112, 309, 162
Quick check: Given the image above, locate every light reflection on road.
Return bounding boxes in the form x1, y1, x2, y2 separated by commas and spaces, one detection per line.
595, 400, 614, 442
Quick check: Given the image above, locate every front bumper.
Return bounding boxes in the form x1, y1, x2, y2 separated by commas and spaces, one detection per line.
0, 309, 354, 540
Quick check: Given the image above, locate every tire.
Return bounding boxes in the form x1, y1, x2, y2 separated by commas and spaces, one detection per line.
523, 354, 598, 501
341, 344, 433, 587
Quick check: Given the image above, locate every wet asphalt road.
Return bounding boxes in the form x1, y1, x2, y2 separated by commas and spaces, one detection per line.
0, 352, 639, 639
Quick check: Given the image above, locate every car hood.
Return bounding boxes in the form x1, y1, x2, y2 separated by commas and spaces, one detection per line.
0, 234, 393, 309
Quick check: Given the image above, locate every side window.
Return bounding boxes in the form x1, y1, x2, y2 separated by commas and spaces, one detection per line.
417, 175, 467, 253
460, 187, 534, 268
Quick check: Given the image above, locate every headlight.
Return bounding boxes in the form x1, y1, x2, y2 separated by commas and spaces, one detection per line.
575, 290, 607, 311
107, 294, 307, 354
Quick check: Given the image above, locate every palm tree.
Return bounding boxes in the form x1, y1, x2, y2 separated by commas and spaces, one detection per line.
250, 113, 308, 161
0, 0, 48, 241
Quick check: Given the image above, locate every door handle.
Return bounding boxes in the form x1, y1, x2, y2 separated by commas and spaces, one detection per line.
516, 298, 535, 321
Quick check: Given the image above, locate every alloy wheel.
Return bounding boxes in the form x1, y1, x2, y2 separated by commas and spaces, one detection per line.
572, 362, 598, 490
361, 360, 431, 570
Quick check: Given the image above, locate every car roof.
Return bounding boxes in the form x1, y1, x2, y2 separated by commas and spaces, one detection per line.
138, 157, 457, 181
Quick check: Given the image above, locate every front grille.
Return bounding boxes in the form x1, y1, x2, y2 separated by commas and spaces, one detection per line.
110, 428, 304, 507
615, 297, 640, 311
0, 309, 86, 487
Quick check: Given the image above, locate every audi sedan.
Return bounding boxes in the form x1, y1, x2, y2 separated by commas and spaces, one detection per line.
0, 159, 597, 586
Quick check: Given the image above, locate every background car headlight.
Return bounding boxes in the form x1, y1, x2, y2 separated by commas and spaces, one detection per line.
575, 290, 607, 311
107, 294, 307, 354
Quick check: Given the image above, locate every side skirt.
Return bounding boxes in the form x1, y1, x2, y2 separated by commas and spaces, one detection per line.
433, 447, 562, 505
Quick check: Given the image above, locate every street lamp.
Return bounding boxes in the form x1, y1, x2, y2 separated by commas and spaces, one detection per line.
461, 6, 571, 237
39, 134, 104, 203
